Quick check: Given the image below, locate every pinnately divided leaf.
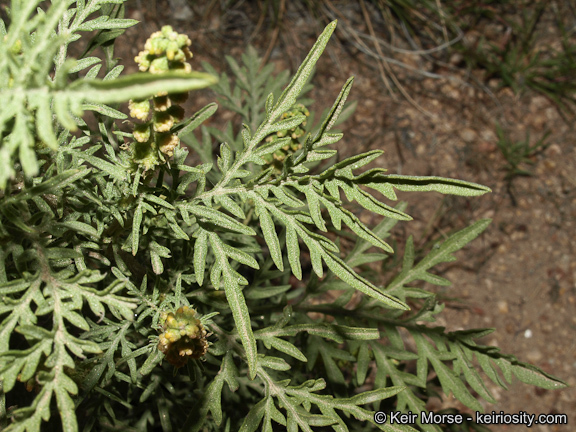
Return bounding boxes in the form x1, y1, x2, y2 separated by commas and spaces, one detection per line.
209, 233, 258, 379
248, 191, 408, 310
385, 219, 492, 300
269, 21, 336, 121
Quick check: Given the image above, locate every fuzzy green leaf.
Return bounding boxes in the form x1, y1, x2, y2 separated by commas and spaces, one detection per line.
182, 203, 256, 235
286, 225, 302, 280
80, 153, 128, 181
311, 77, 355, 147
131, 202, 143, 255
67, 71, 218, 103
193, 230, 208, 285
385, 219, 492, 300
209, 233, 257, 379
255, 200, 284, 271
324, 251, 408, 310
511, 362, 567, 389
270, 21, 336, 120
377, 174, 492, 197
177, 103, 218, 138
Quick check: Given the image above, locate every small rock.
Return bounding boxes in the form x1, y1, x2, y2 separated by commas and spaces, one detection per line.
526, 349, 542, 363
546, 143, 561, 155
478, 141, 497, 153
488, 78, 500, 89
497, 300, 509, 314
459, 128, 477, 143
169, 0, 193, 20
544, 160, 556, 170
480, 129, 496, 141
449, 53, 464, 65
529, 95, 549, 111
531, 113, 547, 131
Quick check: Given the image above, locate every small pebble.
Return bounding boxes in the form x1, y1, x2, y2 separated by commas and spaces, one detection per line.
459, 128, 477, 143
527, 349, 543, 363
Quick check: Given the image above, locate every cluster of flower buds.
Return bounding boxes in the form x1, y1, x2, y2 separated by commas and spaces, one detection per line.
263, 103, 309, 172
157, 306, 208, 368
128, 26, 193, 171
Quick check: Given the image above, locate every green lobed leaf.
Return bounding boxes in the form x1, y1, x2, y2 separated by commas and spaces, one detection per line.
131, 201, 143, 255
76, 16, 138, 32
193, 230, 208, 285
412, 331, 483, 412
217, 195, 246, 219
323, 251, 408, 310
370, 174, 492, 197
57, 221, 98, 238
270, 21, 337, 121
245, 284, 292, 300
68, 56, 101, 73
177, 103, 218, 138
255, 200, 284, 271
254, 137, 293, 159
267, 114, 307, 135
82, 102, 127, 119
285, 225, 302, 280
263, 336, 307, 362
67, 71, 218, 103
258, 355, 291, 371
385, 219, 492, 300
311, 77, 355, 148
209, 233, 258, 379
221, 242, 259, 269
80, 153, 128, 181
511, 362, 567, 389
182, 203, 256, 235
372, 343, 441, 432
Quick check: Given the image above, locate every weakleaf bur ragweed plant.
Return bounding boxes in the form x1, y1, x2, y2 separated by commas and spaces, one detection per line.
0, 2, 566, 432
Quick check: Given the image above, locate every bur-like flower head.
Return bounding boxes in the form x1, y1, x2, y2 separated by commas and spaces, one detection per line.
133, 123, 151, 143
158, 134, 180, 157
157, 306, 208, 368
263, 103, 310, 168
128, 99, 151, 121
135, 25, 192, 73
129, 26, 194, 170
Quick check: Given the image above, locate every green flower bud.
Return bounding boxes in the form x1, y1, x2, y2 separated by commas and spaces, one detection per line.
149, 35, 168, 56
153, 95, 171, 112
158, 133, 180, 157
149, 57, 169, 74
134, 50, 151, 72
157, 306, 208, 368
129, 99, 151, 120
153, 112, 174, 133
262, 103, 308, 173
166, 41, 180, 60
133, 123, 151, 143
131, 140, 160, 172
169, 61, 192, 73
129, 27, 195, 172
176, 34, 191, 48
161, 25, 177, 39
